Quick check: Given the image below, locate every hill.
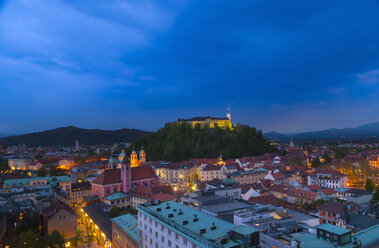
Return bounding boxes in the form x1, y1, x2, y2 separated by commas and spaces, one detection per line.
130, 123, 276, 161
0, 126, 147, 146
264, 122, 379, 141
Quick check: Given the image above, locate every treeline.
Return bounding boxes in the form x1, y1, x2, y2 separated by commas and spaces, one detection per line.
0, 126, 147, 146
129, 123, 276, 161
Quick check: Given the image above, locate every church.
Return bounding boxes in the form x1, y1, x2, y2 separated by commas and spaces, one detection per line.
91, 148, 158, 199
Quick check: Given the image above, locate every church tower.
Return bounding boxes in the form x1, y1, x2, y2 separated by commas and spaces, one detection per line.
121, 159, 131, 193
139, 147, 146, 164
131, 149, 138, 167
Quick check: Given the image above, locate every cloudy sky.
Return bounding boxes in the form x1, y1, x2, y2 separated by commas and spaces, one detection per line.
1, 0, 379, 134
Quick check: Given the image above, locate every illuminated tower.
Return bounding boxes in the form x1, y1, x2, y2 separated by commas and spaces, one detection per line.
139, 147, 146, 163
131, 149, 138, 167
121, 160, 131, 192
226, 107, 231, 120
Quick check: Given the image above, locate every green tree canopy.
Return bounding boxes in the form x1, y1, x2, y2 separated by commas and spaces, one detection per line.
322, 153, 332, 163
373, 187, 379, 202
365, 179, 375, 191
129, 123, 275, 161
311, 158, 321, 168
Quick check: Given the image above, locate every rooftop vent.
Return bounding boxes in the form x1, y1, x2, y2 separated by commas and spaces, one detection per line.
200, 228, 206, 234
168, 213, 174, 218
173, 209, 177, 212
178, 211, 183, 215
157, 208, 161, 212
221, 238, 228, 244
211, 223, 216, 230
183, 220, 189, 225
193, 214, 198, 222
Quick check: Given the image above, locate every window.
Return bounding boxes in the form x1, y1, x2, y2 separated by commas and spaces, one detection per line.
168, 240, 171, 247
107, 189, 110, 194
184, 239, 187, 245
161, 236, 164, 242
155, 232, 158, 238
175, 233, 179, 240
168, 230, 171, 235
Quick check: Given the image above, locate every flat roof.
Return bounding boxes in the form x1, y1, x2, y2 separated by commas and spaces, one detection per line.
202, 200, 252, 214
111, 214, 138, 243
138, 201, 257, 248
103, 192, 129, 201
318, 223, 351, 236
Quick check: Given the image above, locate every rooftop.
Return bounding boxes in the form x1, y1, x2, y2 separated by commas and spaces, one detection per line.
103, 192, 129, 201
317, 223, 351, 236
138, 201, 258, 248
111, 214, 138, 243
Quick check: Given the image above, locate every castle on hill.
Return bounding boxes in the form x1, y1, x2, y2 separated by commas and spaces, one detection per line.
177, 110, 232, 129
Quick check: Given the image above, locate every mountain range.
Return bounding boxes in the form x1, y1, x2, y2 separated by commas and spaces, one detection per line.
264, 122, 379, 141
0, 126, 147, 146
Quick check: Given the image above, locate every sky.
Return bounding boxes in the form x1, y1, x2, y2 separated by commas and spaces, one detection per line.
1, 0, 379, 134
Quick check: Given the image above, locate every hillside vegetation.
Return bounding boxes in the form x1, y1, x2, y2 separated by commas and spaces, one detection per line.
0, 126, 147, 146
130, 123, 275, 161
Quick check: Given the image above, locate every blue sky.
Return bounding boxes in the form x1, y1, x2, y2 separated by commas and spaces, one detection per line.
1, 0, 379, 134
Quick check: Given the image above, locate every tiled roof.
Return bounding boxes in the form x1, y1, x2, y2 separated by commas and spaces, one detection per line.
131, 165, 156, 181
83, 203, 112, 240
321, 188, 336, 195
151, 192, 176, 202
92, 169, 122, 185
130, 185, 153, 199
43, 200, 75, 219
289, 189, 319, 201
318, 202, 343, 214
202, 164, 222, 171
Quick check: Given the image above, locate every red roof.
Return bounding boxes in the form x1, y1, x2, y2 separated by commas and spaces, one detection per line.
249, 194, 280, 205
289, 189, 319, 201
92, 165, 156, 185
92, 169, 121, 185
43, 200, 75, 219
151, 192, 176, 202
318, 202, 343, 214
321, 188, 336, 195
130, 185, 152, 199
202, 164, 222, 171
306, 185, 321, 191
131, 165, 156, 181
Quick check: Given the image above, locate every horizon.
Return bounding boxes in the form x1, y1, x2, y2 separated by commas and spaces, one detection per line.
3, 119, 379, 137
2, 1, 379, 133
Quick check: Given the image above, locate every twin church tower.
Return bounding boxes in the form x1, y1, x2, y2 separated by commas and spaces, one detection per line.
108, 148, 146, 169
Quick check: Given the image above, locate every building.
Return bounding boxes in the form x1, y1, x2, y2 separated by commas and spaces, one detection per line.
91, 164, 158, 200
109, 149, 146, 169
228, 169, 267, 185
112, 214, 139, 248
70, 181, 92, 207
3, 176, 71, 194
296, 223, 379, 248
137, 200, 260, 248
8, 158, 32, 170
43, 201, 77, 245
102, 192, 131, 209
307, 169, 347, 188
368, 154, 379, 168
177, 114, 232, 129
154, 161, 196, 189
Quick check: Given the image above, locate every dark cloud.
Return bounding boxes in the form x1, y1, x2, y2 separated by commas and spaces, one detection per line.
1, 0, 379, 133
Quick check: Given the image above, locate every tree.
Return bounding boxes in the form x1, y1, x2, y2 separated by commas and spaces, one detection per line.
46, 230, 65, 248
372, 187, 379, 202
311, 158, 321, 168
0, 160, 10, 172
37, 168, 47, 177
322, 153, 332, 163
365, 179, 375, 191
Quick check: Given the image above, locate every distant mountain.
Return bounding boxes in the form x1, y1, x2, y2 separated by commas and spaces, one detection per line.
264, 122, 379, 140
0, 126, 148, 146
0, 133, 11, 138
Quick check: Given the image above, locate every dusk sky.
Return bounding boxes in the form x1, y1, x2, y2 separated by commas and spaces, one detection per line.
1, 0, 379, 134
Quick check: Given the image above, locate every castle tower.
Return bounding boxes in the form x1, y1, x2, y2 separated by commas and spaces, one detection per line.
226, 107, 231, 120
131, 149, 138, 167
139, 147, 146, 163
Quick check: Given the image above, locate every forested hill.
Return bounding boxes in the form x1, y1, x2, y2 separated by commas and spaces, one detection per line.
130, 123, 276, 161
0, 126, 147, 146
